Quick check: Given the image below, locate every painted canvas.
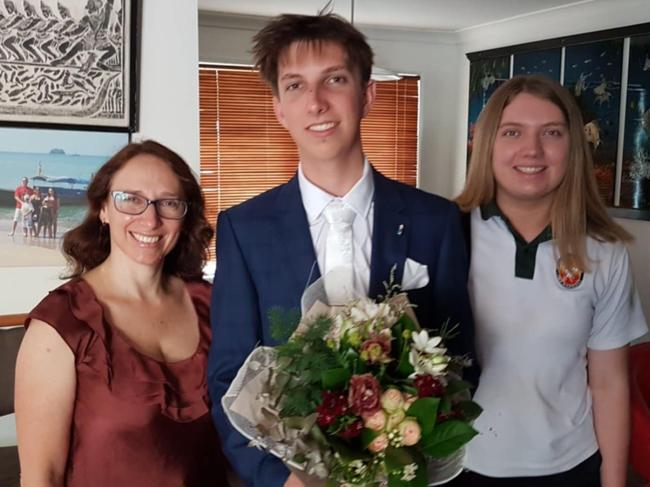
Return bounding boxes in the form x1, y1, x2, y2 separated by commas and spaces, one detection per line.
0, 0, 136, 129
0, 127, 128, 267
620, 34, 650, 210
467, 56, 510, 161
564, 39, 624, 206
513, 48, 562, 82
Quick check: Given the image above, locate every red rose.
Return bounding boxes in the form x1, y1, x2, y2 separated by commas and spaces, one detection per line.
316, 391, 348, 427
339, 420, 363, 439
437, 410, 456, 423
317, 412, 335, 427
414, 374, 444, 398
348, 374, 382, 416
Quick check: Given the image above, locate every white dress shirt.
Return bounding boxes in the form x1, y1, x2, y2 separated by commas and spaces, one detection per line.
298, 159, 374, 296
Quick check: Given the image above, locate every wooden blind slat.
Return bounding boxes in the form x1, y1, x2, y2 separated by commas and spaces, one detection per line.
199, 66, 420, 260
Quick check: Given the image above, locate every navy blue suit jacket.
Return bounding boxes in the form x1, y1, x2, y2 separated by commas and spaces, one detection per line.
208, 169, 476, 487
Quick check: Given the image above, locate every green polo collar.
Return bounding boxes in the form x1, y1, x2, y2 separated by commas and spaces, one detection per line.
480, 202, 552, 280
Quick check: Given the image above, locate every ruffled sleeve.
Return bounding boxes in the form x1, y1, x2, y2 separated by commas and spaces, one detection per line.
27, 279, 104, 365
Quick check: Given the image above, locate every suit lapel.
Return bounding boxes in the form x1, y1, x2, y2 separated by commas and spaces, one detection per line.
369, 170, 409, 298
274, 175, 321, 294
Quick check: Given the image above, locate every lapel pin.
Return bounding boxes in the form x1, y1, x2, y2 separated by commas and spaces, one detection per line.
397, 224, 404, 236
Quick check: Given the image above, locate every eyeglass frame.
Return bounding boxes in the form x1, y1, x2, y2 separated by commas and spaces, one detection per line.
109, 191, 189, 220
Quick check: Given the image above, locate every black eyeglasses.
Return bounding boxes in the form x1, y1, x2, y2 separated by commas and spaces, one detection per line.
110, 191, 188, 220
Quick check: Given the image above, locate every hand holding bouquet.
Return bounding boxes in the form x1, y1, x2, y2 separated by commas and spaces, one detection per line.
223, 281, 481, 486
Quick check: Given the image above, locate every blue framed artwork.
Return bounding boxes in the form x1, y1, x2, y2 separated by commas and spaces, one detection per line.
620, 34, 650, 210
467, 22, 650, 219
513, 48, 562, 81
565, 39, 624, 206
467, 56, 510, 160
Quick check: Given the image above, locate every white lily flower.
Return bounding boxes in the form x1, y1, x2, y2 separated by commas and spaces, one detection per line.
409, 349, 449, 377
350, 298, 381, 322
412, 330, 445, 354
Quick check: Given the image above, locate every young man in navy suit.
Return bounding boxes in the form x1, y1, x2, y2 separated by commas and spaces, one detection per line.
208, 13, 477, 487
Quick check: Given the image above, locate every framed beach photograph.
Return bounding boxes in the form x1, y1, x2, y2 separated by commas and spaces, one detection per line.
0, 126, 128, 267
0, 0, 140, 131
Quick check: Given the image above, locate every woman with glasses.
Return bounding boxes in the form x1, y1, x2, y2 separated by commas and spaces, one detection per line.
15, 141, 238, 486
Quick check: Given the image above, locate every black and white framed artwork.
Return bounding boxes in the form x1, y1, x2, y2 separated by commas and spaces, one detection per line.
0, 0, 139, 131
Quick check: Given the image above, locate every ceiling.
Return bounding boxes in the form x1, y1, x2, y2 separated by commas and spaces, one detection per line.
197, 0, 593, 32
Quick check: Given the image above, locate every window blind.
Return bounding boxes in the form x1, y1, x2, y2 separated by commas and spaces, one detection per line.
199, 66, 419, 258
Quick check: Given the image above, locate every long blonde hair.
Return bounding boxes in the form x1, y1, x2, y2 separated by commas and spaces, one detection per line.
456, 75, 631, 271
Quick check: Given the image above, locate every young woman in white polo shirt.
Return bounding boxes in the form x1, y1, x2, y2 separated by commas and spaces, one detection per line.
452, 75, 647, 487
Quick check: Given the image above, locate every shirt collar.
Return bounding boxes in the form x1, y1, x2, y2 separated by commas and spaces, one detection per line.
298, 158, 374, 224
480, 201, 553, 245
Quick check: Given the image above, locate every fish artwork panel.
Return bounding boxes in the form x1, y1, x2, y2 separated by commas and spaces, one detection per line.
565, 39, 624, 205
467, 56, 511, 164
620, 34, 650, 210
513, 48, 561, 82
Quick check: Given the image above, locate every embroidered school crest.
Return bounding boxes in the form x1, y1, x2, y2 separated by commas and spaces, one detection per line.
556, 259, 584, 289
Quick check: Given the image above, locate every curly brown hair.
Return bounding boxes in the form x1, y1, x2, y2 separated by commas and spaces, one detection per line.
252, 13, 374, 95
62, 140, 214, 280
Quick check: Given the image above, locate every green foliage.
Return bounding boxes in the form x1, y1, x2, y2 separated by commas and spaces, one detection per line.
439, 396, 452, 414
445, 379, 473, 396
455, 400, 483, 421
384, 446, 414, 472
273, 314, 341, 417
420, 420, 478, 458
398, 314, 419, 332
395, 347, 415, 378
392, 316, 419, 378
268, 306, 301, 343
360, 428, 380, 450
322, 367, 352, 390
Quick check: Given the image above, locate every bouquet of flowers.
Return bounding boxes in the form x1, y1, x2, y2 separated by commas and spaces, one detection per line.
223, 279, 481, 487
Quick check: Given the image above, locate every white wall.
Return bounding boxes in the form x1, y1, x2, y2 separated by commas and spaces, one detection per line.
0, 0, 200, 315
455, 0, 650, 332
133, 0, 200, 168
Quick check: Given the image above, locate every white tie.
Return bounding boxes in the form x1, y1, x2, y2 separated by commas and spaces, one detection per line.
323, 200, 356, 305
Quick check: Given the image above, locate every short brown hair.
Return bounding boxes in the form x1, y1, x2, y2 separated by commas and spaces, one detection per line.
252, 13, 374, 95
62, 140, 214, 280
456, 75, 631, 271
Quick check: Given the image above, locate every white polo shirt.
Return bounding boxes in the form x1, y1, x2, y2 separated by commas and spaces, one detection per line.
465, 205, 648, 477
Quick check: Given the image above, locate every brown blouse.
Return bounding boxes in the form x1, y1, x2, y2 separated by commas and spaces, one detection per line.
27, 278, 232, 487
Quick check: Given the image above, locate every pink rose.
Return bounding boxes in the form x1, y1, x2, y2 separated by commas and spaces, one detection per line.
380, 388, 405, 413
348, 374, 382, 416
363, 410, 387, 431
399, 419, 422, 446
368, 433, 389, 453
